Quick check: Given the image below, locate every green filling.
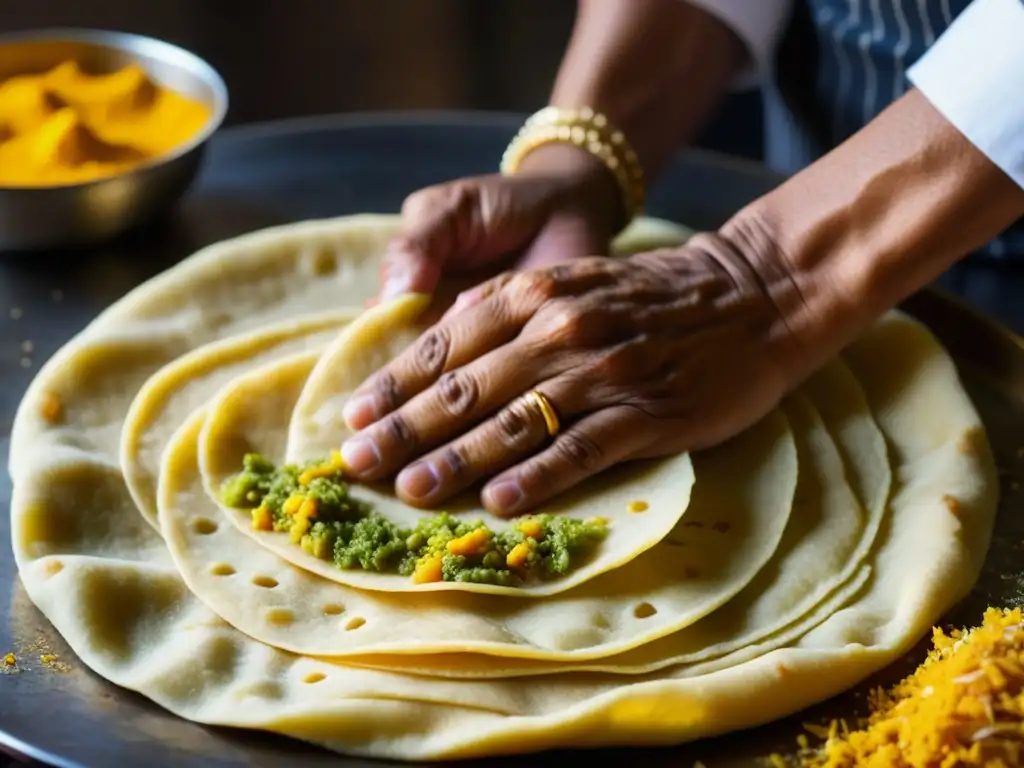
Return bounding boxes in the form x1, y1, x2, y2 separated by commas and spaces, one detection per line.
220, 453, 608, 587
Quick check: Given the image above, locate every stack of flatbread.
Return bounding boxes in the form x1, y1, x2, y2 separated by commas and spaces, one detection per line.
8, 215, 998, 760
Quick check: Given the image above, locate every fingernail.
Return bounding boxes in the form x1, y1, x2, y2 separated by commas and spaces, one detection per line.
485, 481, 523, 515
343, 395, 377, 430
340, 436, 380, 474
379, 274, 412, 301
398, 462, 439, 500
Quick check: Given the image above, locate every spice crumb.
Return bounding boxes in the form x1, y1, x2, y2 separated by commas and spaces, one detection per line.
20, 357, 32, 368
10, 307, 22, 319
20, 340, 34, 354
2, 653, 15, 667
38, 652, 70, 673
39, 391, 63, 423
798, 607, 1024, 766
627, 500, 648, 513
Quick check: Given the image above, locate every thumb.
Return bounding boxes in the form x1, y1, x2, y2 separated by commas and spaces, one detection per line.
379, 176, 560, 302
380, 180, 499, 301
378, 191, 463, 300
378, 240, 443, 301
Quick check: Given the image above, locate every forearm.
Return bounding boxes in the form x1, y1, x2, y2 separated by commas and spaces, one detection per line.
549, 0, 748, 182
737, 89, 1024, 373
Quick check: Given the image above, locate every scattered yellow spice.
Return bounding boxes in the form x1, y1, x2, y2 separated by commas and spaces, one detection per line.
39, 391, 62, 423
289, 515, 312, 544
282, 495, 305, 516
412, 555, 443, 584
40, 654, 57, 664
506, 541, 532, 570
627, 500, 649, 513
298, 497, 318, 520
251, 505, 272, 531
299, 449, 346, 486
518, 519, 544, 540
306, 534, 331, 560
801, 607, 1024, 767
2, 653, 15, 667
446, 528, 491, 558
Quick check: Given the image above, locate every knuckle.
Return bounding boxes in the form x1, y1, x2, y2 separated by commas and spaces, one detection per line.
449, 180, 479, 214
554, 430, 604, 472
439, 445, 468, 480
496, 402, 537, 447
382, 413, 418, 450
372, 371, 402, 411
540, 298, 590, 342
548, 263, 576, 284
591, 341, 647, 383
454, 287, 476, 306
401, 180, 480, 222
520, 456, 557, 496
413, 328, 451, 377
400, 187, 437, 219
436, 370, 479, 417
508, 269, 559, 306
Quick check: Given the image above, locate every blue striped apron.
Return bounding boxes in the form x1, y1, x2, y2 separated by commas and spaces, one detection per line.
765, 0, 1024, 260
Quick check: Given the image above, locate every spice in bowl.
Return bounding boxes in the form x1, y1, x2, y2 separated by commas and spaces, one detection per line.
0, 60, 210, 187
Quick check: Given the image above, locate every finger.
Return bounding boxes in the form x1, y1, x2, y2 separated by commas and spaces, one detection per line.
392, 374, 603, 506
345, 263, 602, 431
341, 285, 525, 432
439, 273, 512, 322
441, 255, 620, 324
392, 390, 550, 506
378, 241, 446, 301
378, 184, 479, 301
342, 340, 543, 480
481, 405, 657, 517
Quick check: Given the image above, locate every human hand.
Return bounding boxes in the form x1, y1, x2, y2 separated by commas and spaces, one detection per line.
377, 143, 625, 302
341, 229, 810, 517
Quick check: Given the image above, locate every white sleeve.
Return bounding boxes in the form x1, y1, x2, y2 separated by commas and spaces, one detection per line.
681, 0, 794, 87
908, 0, 1024, 190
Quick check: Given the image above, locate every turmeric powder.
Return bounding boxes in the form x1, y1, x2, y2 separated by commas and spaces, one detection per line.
801, 607, 1024, 767
0, 60, 209, 187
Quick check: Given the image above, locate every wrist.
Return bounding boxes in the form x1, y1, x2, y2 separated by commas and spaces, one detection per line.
732, 89, 1024, 372
514, 142, 625, 239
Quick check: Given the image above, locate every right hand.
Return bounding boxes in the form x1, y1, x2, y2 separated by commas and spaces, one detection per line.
376, 143, 625, 303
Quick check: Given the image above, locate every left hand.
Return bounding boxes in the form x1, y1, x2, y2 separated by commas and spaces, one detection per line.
339, 234, 807, 517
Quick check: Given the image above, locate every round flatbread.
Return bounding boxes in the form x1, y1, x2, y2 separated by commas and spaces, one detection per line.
199, 294, 703, 597
340, 367, 890, 676
7, 210, 997, 760
162, 344, 794, 656
120, 312, 356, 533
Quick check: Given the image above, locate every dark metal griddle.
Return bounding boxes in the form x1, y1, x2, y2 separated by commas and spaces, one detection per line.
2, 113, 1024, 768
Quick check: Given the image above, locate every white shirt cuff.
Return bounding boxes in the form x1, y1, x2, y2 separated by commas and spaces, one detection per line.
682, 0, 793, 88
908, 0, 1024, 190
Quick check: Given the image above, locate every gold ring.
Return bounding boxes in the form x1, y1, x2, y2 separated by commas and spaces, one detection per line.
527, 390, 560, 437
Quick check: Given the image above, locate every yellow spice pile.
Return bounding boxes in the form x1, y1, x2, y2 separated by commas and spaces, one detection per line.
800, 607, 1024, 767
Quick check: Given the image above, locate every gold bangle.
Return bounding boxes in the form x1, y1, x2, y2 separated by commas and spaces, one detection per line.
500, 106, 646, 225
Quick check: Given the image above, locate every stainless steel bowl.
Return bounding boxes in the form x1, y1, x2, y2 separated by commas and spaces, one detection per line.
0, 28, 229, 252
